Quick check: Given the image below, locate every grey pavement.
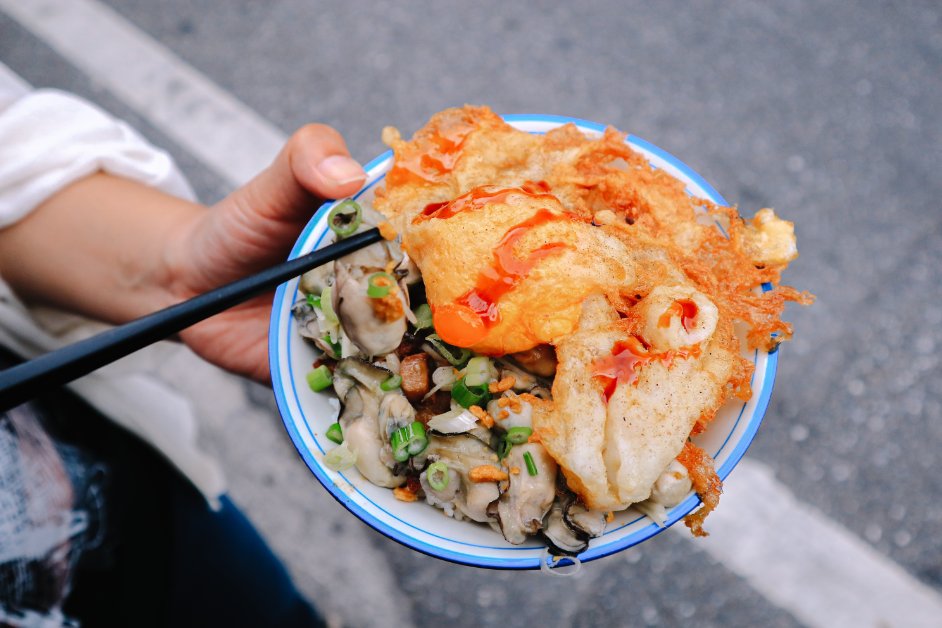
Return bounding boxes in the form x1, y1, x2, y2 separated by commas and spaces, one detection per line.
2, 1, 940, 626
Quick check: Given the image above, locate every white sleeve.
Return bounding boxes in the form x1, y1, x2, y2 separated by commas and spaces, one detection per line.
0, 85, 224, 505
0, 88, 195, 228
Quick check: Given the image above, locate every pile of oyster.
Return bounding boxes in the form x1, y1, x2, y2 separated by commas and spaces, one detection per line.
291, 210, 691, 555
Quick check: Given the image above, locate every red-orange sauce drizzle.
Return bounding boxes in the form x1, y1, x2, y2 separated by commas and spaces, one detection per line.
415, 183, 557, 224
591, 337, 652, 401
458, 208, 570, 325
658, 299, 699, 332
591, 336, 703, 401
386, 120, 476, 186
431, 205, 574, 347
520, 179, 552, 194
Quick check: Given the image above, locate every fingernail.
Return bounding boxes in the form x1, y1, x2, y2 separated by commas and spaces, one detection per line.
317, 155, 366, 185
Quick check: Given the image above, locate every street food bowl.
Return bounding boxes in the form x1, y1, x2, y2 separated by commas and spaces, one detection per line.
269, 114, 777, 570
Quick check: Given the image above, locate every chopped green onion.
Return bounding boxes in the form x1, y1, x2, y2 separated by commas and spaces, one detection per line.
413, 303, 433, 330
324, 442, 356, 471
321, 334, 342, 357
431, 366, 457, 391
497, 428, 531, 459
463, 356, 495, 387
426, 461, 450, 492
307, 365, 333, 392
390, 421, 429, 462
406, 423, 428, 455
327, 199, 362, 238
380, 374, 402, 391
426, 408, 478, 433
426, 334, 472, 367
306, 293, 322, 308
367, 272, 395, 298
506, 426, 533, 445
320, 285, 338, 323
325, 422, 344, 444
523, 451, 538, 476
451, 377, 491, 409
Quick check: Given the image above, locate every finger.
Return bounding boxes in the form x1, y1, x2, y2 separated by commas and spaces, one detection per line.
233, 123, 366, 226
181, 125, 367, 288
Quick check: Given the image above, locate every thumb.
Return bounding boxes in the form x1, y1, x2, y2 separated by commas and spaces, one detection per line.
181, 124, 367, 289
233, 123, 367, 225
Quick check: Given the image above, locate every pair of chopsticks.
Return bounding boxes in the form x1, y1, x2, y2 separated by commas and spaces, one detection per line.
0, 228, 382, 412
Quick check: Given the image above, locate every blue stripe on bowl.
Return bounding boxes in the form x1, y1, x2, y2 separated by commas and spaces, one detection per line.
269, 113, 779, 569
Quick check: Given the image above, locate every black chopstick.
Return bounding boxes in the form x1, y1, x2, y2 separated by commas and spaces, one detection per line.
0, 227, 383, 412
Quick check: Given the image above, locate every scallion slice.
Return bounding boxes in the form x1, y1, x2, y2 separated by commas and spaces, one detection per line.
320, 285, 338, 324
325, 422, 343, 444
307, 365, 333, 392
431, 366, 457, 391
413, 303, 433, 330
306, 293, 321, 308
426, 408, 478, 434
463, 356, 494, 387
523, 451, 539, 476
506, 426, 533, 445
426, 461, 450, 492
367, 272, 395, 298
426, 334, 472, 367
497, 438, 513, 460
324, 442, 356, 471
321, 334, 342, 357
380, 374, 402, 391
390, 421, 429, 462
327, 199, 362, 238
451, 377, 490, 409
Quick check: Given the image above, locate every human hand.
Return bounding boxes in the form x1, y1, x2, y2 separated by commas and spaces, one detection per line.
164, 125, 366, 382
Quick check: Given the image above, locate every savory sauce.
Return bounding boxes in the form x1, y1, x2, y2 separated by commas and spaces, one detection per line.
591, 337, 652, 401
386, 119, 476, 186
433, 207, 573, 347
415, 183, 557, 223
658, 299, 699, 333
592, 336, 703, 401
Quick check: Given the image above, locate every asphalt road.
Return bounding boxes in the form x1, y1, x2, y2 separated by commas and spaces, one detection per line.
2, 1, 940, 626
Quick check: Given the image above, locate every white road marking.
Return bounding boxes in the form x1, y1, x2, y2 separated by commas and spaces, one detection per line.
0, 0, 284, 187
0, 61, 30, 103
3, 3, 942, 626
678, 459, 942, 628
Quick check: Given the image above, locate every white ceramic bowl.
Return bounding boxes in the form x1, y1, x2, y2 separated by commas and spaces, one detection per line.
269, 114, 777, 570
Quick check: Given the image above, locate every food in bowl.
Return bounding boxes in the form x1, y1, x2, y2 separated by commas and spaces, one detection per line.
291, 106, 811, 554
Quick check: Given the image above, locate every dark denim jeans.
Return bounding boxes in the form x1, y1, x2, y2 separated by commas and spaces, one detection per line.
1, 347, 323, 627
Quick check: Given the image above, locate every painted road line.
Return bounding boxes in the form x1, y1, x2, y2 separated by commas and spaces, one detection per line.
4, 4, 942, 626
678, 459, 942, 628
0, 0, 284, 187
0, 61, 30, 103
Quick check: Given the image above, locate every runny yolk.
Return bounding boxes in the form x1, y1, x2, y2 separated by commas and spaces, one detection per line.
432, 207, 573, 348
658, 299, 699, 333
415, 183, 556, 223
432, 303, 487, 347
591, 337, 652, 401
386, 119, 476, 186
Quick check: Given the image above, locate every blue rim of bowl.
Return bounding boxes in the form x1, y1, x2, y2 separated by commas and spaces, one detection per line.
269, 113, 778, 569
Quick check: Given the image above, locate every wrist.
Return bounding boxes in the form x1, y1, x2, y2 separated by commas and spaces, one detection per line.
0, 173, 207, 324
153, 204, 211, 309
96, 199, 206, 323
